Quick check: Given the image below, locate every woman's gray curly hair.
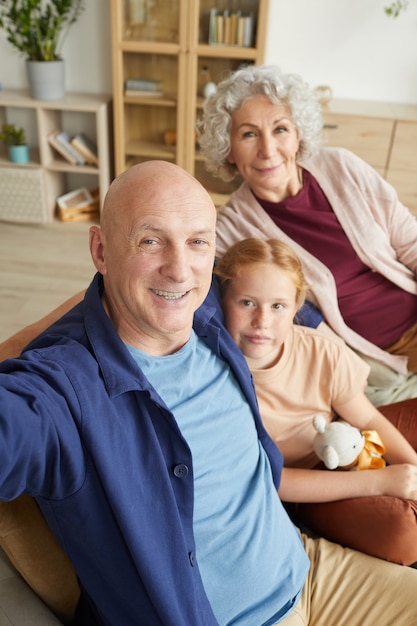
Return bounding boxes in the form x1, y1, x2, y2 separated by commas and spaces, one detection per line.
196, 64, 323, 182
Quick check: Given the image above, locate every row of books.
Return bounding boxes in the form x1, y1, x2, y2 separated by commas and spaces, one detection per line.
48, 130, 98, 166
209, 9, 255, 47
124, 78, 163, 98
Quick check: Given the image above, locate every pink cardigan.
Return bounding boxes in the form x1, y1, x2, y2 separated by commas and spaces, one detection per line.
216, 147, 417, 374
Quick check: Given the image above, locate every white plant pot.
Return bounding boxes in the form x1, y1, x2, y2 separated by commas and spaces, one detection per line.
26, 59, 65, 101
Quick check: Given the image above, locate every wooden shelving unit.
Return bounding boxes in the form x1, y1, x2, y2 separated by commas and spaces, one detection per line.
110, 0, 269, 202
0, 90, 112, 223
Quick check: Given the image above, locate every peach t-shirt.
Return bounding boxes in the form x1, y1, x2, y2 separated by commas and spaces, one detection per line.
251, 325, 370, 469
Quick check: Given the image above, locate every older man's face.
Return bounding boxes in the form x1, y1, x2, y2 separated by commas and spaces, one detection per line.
91, 166, 217, 356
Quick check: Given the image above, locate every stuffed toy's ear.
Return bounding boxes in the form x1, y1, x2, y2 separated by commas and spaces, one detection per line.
320, 446, 341, 470
312, 416, 365, 470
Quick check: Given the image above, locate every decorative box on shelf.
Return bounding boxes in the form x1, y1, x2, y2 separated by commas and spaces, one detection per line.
0, 167, 48, 223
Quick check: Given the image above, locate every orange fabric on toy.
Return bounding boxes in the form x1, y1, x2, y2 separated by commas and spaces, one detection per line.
355, 430, 386, 469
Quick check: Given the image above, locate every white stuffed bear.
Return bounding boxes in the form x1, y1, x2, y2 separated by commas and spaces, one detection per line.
312, 414, 386, 471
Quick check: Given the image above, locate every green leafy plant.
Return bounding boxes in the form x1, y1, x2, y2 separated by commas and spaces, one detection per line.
0, 123, 27, 146
385, 0, 409, 17
0, 0, 85, 61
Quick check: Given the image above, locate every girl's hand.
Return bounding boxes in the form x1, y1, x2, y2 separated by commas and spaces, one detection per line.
374, 464, 417, 500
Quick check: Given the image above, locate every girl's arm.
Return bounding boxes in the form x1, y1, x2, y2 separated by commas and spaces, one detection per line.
279, 391, 417, 503
334, 391, 417, 466
279, 464, 417, 502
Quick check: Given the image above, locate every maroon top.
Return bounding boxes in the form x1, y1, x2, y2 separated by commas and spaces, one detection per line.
256, 170, 417, 347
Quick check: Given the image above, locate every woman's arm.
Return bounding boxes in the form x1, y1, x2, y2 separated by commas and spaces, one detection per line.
0, 291, 85, 361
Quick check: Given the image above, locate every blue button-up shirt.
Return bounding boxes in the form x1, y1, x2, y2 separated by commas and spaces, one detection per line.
0, 273, 308, 625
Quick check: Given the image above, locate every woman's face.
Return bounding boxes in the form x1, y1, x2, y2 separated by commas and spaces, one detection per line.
222, 262, 299, 369
227, 95, 301, 202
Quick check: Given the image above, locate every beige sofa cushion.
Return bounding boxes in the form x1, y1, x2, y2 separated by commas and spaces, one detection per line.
0, 495, 80, 624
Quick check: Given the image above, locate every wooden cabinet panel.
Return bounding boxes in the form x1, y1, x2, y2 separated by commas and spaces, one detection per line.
389, 121, 417, 171
386, 169, 417, 215
386, 121, 417, 215
322, 113, 394, 173
320, 101, 417, 216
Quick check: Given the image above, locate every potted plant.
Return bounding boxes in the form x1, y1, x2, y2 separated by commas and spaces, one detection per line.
385, 0, 409, 17
0, 0, 86, 100
0, 122, 29, 163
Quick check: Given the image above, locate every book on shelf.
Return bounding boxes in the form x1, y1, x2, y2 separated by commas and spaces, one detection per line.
209, 8, 254, 47
70, 133, 98, 166
124, 89, 163, 98
48, 130, 86, 166
124, 78, 163, 92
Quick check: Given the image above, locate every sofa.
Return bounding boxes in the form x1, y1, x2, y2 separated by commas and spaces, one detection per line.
0, 495, 80, 624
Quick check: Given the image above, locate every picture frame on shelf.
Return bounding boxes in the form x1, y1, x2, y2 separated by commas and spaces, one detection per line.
56, 186, 99, 222
56, 186, 93, 210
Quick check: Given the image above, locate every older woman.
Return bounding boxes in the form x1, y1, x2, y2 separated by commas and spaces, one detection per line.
197, 64, 417, 405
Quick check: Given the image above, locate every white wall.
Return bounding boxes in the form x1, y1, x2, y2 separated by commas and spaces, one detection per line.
0, 0, 416, 104
265, 0, 417, 104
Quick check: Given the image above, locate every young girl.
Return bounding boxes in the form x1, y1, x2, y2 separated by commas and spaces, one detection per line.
215, 237, 417, 565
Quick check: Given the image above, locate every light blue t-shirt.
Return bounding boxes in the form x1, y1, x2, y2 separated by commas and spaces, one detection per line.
127, 331, 307, 625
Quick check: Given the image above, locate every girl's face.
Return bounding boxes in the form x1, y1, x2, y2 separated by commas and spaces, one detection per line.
222, 263, 299, 369
227, 95, 301, 202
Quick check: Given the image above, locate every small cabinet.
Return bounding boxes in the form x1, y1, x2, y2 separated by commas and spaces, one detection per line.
320, 98, 417, 216
322, 111, 394, 177
386, 120, 417, 212
110, 0, 269, 204
0, 90, 112, 223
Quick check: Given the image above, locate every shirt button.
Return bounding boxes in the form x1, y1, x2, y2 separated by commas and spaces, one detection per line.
189, 551, 196, 566
173, 464, 189, 478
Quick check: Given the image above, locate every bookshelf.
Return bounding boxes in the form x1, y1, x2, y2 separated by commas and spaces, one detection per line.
110, 0, 269, 204
0, 90, 112, 223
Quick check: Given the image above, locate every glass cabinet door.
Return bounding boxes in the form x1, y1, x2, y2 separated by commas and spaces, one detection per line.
123, 0, 180, 43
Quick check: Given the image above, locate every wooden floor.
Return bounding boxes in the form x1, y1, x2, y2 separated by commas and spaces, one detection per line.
0, 219, 93, 622
0, 220, 95, 343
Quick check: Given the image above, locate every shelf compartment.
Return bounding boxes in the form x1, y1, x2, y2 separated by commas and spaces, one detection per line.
124, 94, 177, 106
123, 0, 180, 43
125, 101, 177, 135
125, 139, 176, 159
197, 43, 258, 60
194, 159, 242, 196
196, 56, 254, 95
198, 0, 265, 49
122, 52, 179, 96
